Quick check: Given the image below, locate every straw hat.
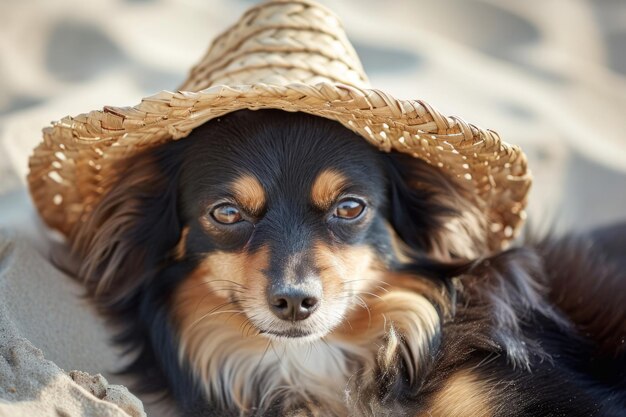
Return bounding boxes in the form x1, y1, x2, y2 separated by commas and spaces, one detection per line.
28, 0, 530, 250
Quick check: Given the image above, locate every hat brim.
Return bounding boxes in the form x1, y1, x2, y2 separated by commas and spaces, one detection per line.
28, 81, 530, 249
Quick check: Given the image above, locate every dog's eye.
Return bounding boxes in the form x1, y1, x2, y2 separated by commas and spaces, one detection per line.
211, 204, 243, 224
334, 199, 365, 220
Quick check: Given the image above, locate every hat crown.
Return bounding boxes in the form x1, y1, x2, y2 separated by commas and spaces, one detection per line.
179, 0, 369, 92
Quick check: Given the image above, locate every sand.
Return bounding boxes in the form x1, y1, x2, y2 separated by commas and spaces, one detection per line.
0, 230, 146, 417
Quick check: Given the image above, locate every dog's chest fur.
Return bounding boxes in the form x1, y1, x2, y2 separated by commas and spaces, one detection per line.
256, 340, 352, 399
187, 323, 364, 413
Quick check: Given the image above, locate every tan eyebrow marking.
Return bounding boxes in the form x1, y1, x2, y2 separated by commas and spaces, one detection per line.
231, 174, 266, 215
311, 169, 347, 210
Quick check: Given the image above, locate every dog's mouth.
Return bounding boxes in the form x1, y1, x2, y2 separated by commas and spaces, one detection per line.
250, 312, 341, 342
259, 327, 330, 343
261, 328, 315, 339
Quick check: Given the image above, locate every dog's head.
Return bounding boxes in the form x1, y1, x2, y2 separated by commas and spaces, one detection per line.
73, 109, 487, 342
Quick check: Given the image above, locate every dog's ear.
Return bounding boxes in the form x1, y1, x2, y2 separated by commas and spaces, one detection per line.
383, 152, 488, 259
71, 148, 182, 308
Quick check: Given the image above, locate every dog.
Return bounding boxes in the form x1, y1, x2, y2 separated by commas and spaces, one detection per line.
69, 109, 626, 416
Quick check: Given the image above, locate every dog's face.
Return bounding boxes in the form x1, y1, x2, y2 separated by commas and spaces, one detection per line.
173, 111, 391, 340
75, 109, 485, 342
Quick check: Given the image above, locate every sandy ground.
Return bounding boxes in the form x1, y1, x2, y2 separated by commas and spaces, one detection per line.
0, 231, 146, 417
0, 0, 624, 415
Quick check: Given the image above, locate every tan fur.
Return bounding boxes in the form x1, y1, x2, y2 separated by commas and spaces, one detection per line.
231, 174, 266, 215
173, 247, 269, 410
173, 244, 448, 414
313, 242, 381, 307
333, 274, 443, 386
399, 167, 488, 259
440, 204, 488, 259
385, 223, 412, 264
173, 246, 355, 413
310, 169, 347, 210
173, 226, 190, 260
176, 246, 270, 305
424, 370, 494, 417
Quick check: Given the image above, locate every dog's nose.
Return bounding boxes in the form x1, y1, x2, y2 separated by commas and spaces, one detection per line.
269, 288, 320, 321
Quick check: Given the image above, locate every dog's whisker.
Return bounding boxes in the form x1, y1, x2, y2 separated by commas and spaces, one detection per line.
375, 285, 390, 293
342, 278, 370, 285
208, 287, 245, 294
179, 280, 246, 292
344, 317, 354, 332
354, 295, 372, 328
203, 279, 249, 289
187, 301, 238, 330
320, 337, 344, 370
357, 291, 383, 300
304, 342, 313, 363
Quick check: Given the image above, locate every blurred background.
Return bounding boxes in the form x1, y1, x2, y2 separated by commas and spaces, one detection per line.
1, 0, 625, 240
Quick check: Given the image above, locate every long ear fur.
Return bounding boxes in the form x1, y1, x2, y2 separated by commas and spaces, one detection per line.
70, 147, 183, 309
383, 152, 489, 259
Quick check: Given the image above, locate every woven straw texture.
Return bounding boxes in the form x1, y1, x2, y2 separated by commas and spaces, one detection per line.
27, 0, 530, 250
